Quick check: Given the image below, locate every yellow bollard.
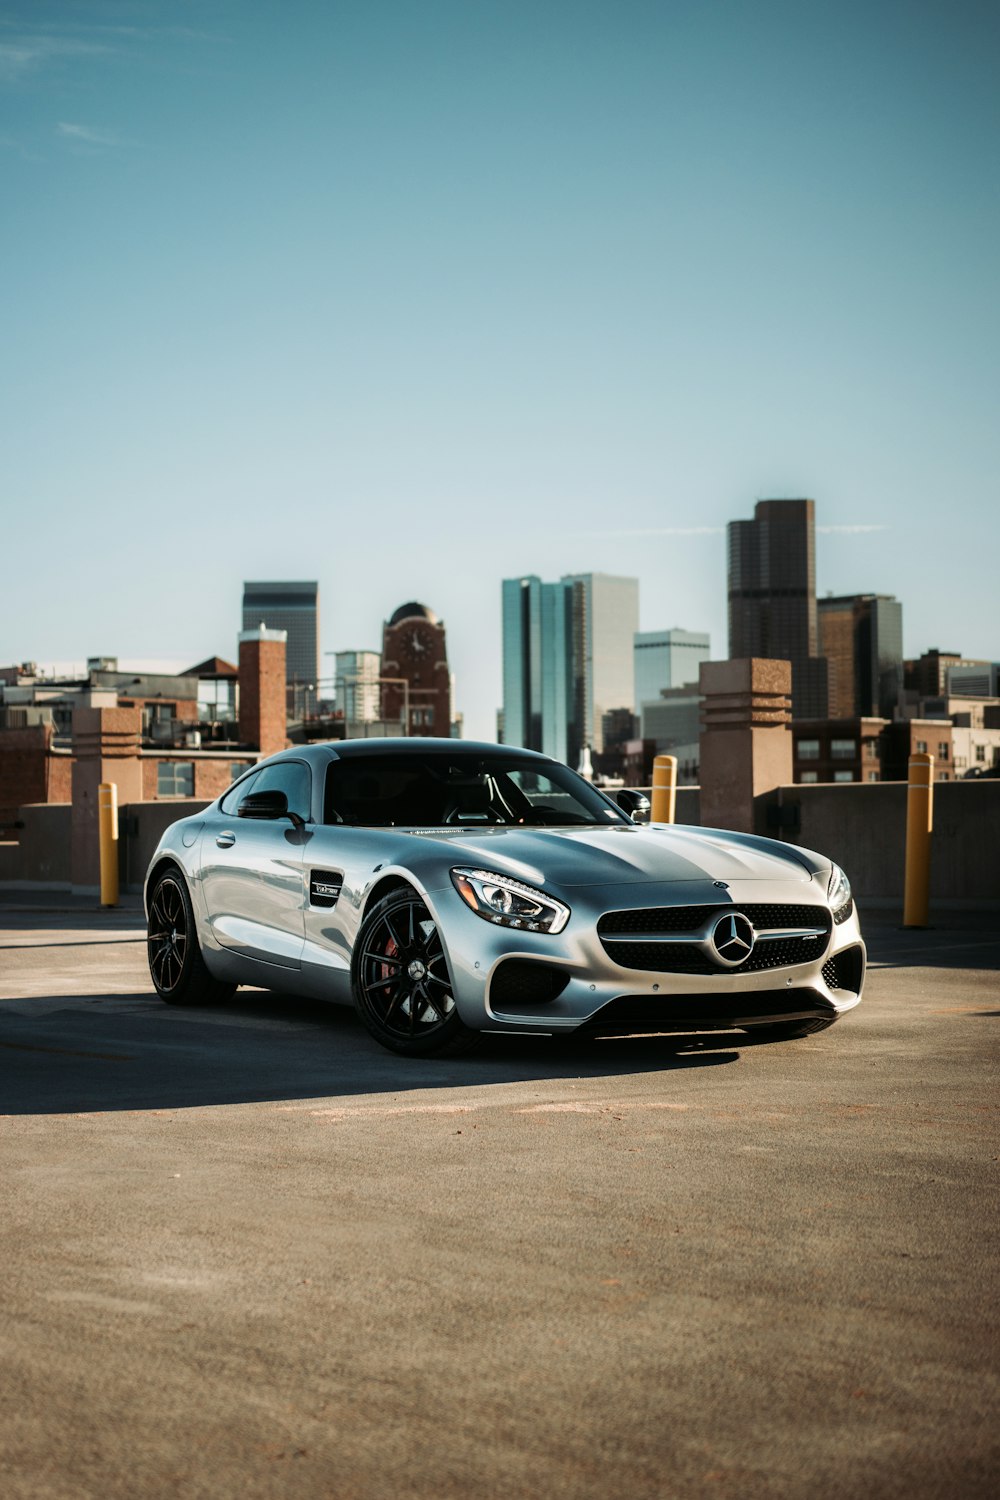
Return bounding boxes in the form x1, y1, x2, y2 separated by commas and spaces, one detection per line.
651, 754, 678, 824
98, 781, 119, 908
903, 753, 934, 928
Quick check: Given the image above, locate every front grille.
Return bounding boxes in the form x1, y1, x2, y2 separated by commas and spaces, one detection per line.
601, 936, 827, 975
582, 989, 837, 1035
822, 944, 865, 994
597, 903, 832, 975
598, 903, 832, 935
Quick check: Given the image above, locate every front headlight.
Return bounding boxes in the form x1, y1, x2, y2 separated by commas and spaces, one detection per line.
828, 862, 853, 921
450, 867, 570, 934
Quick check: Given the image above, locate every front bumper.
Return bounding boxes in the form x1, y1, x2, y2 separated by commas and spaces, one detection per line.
428, 875, 865, 1036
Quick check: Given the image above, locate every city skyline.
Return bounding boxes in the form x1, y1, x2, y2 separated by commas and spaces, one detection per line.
3, 1, 998, 740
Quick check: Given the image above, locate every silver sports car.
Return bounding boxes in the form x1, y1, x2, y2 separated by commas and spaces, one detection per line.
145, 739, 864, 1056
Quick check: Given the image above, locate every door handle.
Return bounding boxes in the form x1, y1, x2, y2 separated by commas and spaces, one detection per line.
215, 832, 236, 848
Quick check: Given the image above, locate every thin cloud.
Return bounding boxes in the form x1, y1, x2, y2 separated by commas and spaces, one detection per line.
817, 525, 888, 534
580, 523, 889, 540
581, 526, 724, 538
0, 36, 110, 82
57, 121, 125, 149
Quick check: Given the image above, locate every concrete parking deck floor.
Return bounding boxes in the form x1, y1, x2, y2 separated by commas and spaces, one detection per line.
0, 903, 997, 1500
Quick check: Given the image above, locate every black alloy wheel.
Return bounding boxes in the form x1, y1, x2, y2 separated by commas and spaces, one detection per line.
147, 869, 234, 1007
352, 889, 479, 1057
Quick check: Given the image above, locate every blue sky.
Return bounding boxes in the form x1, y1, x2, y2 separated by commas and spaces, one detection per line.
2, 0, 998, 738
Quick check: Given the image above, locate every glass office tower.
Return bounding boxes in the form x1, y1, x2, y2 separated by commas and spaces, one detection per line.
242, 580, 319, 716
818, 594, 903, 719
634, 628, 711, 708
502, 572, 639, 763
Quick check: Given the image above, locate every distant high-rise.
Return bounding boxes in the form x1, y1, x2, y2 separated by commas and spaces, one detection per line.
564, 573, 639, 753
502, 576, 578, 765
333, 650, 381, 724
502, 571, 639, 762
727, 499, 828, 718
634, 628, 710, 708
818, 594, 903, 719
242, 581, 319, 715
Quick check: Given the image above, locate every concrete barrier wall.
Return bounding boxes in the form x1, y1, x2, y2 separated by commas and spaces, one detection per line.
755, 780, 1000, 908
2, 781, 997, 907
119, 801, 211, 893
641, 779, 998, 907
0, 803, 72, 886
0, 801, 206, 893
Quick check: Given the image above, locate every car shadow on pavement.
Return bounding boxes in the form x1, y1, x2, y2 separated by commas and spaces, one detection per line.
0, 983, 746, 1115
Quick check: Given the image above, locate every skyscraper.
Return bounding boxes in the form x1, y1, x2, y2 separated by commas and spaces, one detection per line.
564, 573, 640, 752
502, 576, 577, 765
818, 594, 903, 719
242, 581, 319, 716
727, 499, 828, 718
502, 571, 639, 763
634, 628, 711, 708
333, 650, 382, 725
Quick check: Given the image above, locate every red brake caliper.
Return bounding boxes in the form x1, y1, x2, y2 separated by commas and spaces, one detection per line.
380, 936, 398, 993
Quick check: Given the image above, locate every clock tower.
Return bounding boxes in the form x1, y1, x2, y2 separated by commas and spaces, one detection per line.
381, 602, 452, 737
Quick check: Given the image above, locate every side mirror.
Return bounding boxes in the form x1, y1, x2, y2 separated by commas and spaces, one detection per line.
238, 789, 305, 828
616, 788, 651, 824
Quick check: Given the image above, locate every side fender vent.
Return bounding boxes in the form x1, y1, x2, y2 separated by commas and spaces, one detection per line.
310, 871, 343, 909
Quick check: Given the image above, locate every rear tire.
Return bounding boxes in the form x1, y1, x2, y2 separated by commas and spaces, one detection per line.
352, 888, 480, 1057
147, 868, 235, 1007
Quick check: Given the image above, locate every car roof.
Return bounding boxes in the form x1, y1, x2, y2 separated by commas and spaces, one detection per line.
260, 738, 560, 768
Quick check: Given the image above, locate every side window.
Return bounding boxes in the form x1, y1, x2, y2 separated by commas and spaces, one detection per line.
250, 761, 313, 822
220, 770, 260, 814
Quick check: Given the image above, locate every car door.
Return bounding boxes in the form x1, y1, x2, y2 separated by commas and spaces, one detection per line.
200, 760, 312, 970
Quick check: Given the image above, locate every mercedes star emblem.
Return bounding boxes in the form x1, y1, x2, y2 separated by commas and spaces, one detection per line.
711, 912, 756, 967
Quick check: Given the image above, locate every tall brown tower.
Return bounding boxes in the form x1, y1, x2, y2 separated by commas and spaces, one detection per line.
381, 603, 451, 737
727, 498, 829, 719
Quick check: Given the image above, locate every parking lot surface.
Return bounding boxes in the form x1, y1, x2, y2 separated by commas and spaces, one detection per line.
1, 903, 997, 1499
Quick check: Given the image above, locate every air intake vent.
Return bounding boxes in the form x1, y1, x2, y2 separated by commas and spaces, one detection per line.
822, 945, 865, 994
310, 871, 343, 908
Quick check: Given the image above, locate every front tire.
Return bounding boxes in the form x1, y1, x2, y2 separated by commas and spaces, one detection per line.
147, 869, 235, 1007
352, 888, 480, 1057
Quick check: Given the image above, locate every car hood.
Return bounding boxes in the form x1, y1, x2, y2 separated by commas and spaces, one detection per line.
409, 823, 820, 889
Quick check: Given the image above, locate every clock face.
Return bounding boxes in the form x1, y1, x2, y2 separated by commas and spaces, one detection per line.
409, 628, 432, 657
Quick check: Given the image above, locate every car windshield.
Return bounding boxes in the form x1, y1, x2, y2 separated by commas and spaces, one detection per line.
324, 753, 630, 828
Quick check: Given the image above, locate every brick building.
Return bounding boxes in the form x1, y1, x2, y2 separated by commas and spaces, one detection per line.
791, 717, 888, 784
0, 639, 287, 839
381, 603, 452, 737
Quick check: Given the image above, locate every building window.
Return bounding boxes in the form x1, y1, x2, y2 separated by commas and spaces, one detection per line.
865, 740, 878, 757
231, 763, 249, 782
940, 772, 949, 781
833, 770, 854, 782
916, 740, 927, 753
797, 739, 820, 760
867, 772, 878, 782
799, 771, 818, 783
157, 762, 194, 797
976, 744, 986, 762
198, 679, 237, 722
831, 738, 856, 760
937, 742, 949, 760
